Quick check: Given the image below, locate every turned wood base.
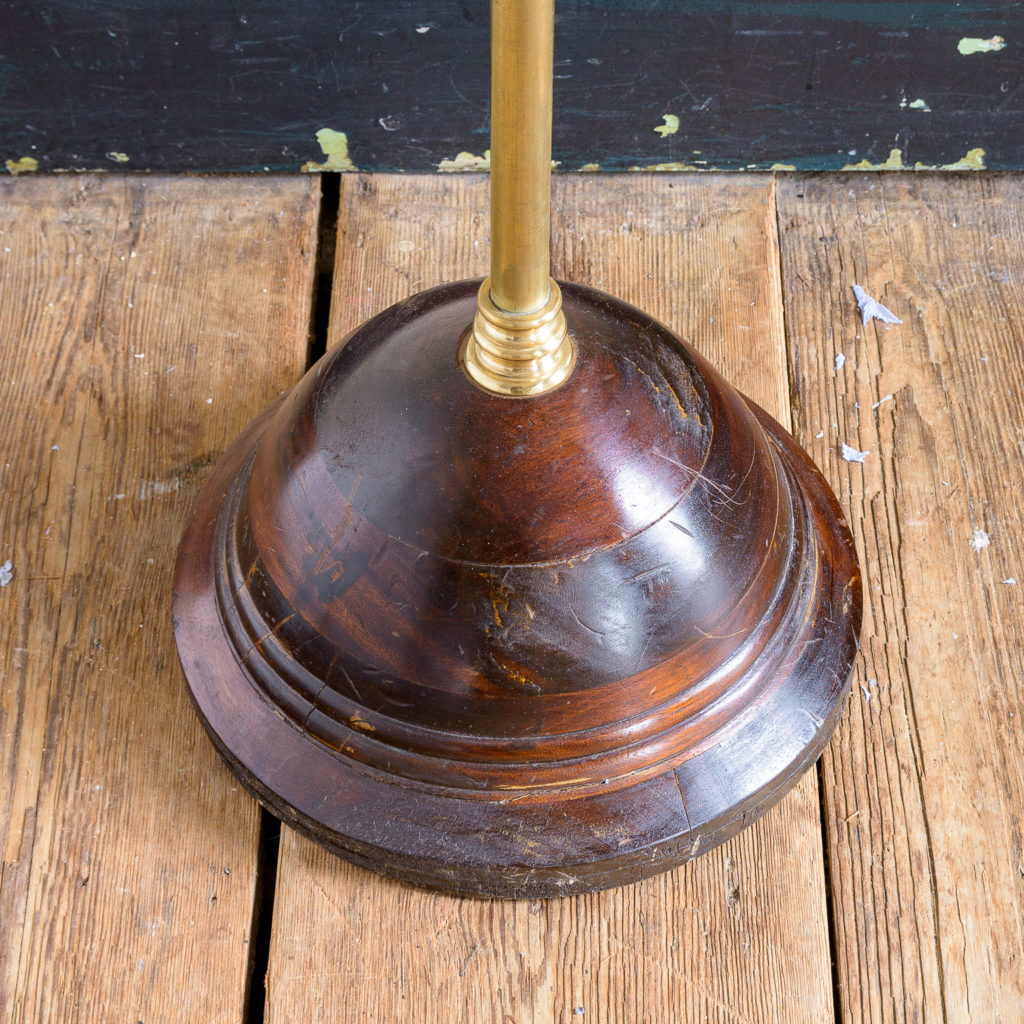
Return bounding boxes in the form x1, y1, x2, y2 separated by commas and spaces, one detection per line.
174, 280, 861, 898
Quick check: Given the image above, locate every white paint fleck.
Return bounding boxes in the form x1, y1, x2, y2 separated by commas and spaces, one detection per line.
853, 284, 902, 326
1002, 577, 1017, 585
834, 352, 846, 372
841, 443, 869, 463
872, 394, 894, 409
51, 444, 60, 451
815, 430, 825, 439
0, 559, 12, 586
137, 478, 180, 500
957, 35, 1006, 55
416, 23, 436, 33
970, 529, 991, 551
134, 353, 145, 359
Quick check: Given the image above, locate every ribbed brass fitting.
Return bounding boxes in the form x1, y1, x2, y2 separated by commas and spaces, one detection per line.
460, 0, 576, 398
462, 278, 575, 396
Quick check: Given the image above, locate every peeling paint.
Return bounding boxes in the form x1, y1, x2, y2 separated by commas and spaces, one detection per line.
843, 147, 986, 171
939, 147, 986, 170
301, 128, 356, 172
770, 162, 797, 171
438, 150, 490, 172
957, 35, 1006, 55
899, 97, 932, 111
654, 114, 679, 137
628, 162, 700, 171
107, 151, 130, 163
579, 162, 601, 172
5, 156, 38, 176
438, 151, 561, 173
843, 147, 905, 170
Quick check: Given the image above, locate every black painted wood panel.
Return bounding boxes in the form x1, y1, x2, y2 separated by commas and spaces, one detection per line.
2, 1, 1021, 173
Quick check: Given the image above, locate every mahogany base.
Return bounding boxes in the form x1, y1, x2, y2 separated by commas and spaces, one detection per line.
173, 280, 861, 898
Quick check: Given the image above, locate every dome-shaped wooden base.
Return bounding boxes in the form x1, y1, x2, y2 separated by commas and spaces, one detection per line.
173, 280, 861, 898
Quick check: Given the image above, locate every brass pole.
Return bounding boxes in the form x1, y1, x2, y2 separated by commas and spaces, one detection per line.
462, 0, 575, 397
490, 0, 553, 313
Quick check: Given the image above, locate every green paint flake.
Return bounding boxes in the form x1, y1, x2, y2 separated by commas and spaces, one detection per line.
900, 97, 932, 111
654, 114, 679, 137
958, 35, 1006, 54
301, 129, 356, 172
107, 151, 130, 163
770, 163, 798, 171
5, 156, 38, 176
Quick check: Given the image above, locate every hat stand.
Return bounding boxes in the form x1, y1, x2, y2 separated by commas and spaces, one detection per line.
173, 0, 861, 898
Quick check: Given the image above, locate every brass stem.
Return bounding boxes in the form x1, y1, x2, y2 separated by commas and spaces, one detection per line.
462, 0, 575, 397
490, 0, 554, 313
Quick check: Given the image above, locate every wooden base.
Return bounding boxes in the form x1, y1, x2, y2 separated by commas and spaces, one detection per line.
173, 279, 861, 898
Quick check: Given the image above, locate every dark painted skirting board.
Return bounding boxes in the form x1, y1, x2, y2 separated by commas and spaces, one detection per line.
2, 1, 1021, 174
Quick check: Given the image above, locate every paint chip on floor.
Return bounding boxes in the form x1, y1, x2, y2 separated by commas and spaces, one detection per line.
0, 559, 12, 586
853, 284, 902, 326
1002, 577, 1017, 585
841, 443, 868, 463
970, 529, 990, 551
834, 353, 846, 371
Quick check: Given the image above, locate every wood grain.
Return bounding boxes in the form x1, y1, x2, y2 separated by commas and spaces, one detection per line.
777, 174, 1024, 1022
0, 176, 318, 1022
263, 174, 835, 1021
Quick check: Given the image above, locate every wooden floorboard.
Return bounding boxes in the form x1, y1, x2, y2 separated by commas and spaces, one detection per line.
4, 170, 1022, 1024
263, 174, 835, 1024
0, 175, 318, 1023
777, 174, 1024, 1022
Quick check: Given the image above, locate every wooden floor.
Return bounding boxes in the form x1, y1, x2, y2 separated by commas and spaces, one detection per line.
1, 172, 1021, 1023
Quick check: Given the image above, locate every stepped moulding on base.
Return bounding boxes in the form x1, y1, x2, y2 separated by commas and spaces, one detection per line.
173, 279, 862, 898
